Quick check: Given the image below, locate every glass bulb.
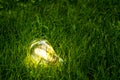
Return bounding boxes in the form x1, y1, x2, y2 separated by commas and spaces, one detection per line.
24, 39, 63, 68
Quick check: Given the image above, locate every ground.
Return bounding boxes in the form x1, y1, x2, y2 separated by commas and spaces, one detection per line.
0, 0, 120, 80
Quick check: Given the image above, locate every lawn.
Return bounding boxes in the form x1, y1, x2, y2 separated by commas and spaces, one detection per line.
0, 0, 120, 80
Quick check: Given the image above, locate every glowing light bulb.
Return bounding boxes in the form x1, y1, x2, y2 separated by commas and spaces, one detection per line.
24, 39, 63, 68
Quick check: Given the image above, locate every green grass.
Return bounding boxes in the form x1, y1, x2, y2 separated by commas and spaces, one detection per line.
0, 0, 120, 80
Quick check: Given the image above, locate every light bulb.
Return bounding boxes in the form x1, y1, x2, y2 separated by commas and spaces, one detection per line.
24, 39, 63, 68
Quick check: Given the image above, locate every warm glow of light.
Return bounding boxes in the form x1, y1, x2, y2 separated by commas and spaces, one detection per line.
24, 39, 63, 68
34, 48, 48, 60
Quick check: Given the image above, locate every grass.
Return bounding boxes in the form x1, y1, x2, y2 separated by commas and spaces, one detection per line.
0, 0, 120, 80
